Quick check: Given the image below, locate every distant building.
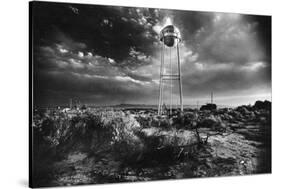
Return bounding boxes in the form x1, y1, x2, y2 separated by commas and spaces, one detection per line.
200, 91, 217, 111
200, 103, 217, 111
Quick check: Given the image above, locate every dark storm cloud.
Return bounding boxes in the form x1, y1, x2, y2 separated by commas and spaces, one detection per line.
34, 69, 156, 106
32, 1, 271, 106
244, 15, 271, 63
170, 12, 270, 65
32, 2, 161, 66
181, 62, 271, 95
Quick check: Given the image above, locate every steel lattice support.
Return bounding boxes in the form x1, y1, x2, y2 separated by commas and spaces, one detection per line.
158, 41, 183, 115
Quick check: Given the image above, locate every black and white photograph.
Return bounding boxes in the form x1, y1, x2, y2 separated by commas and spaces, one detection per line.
29, 1, 271, 188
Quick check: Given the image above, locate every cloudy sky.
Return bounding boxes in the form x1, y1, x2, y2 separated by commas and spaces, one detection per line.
32, 2, 271, 107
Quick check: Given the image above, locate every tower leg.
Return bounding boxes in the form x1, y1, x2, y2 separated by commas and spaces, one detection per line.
169, 47, 172, 116
177, 42, 183, 112
158, 44, 164, 115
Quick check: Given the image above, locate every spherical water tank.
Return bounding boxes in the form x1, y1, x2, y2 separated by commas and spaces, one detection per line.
160, 25, 181, 47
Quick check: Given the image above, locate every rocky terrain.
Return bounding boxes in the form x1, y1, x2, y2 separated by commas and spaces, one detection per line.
31, 100, 271, 187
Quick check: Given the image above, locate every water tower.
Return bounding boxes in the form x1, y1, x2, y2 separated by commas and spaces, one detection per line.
158, 25, 183, 115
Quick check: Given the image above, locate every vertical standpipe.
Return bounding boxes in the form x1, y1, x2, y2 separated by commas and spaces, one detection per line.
158, 25, 183, 115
